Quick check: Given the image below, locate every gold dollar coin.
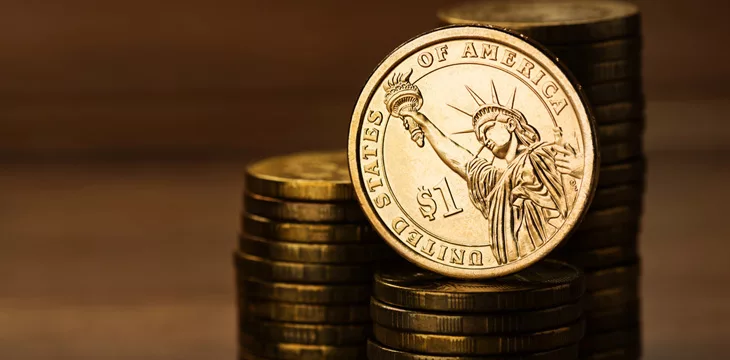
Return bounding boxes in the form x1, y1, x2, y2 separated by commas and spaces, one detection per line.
245, 151, 355, 201
373, 321, 585, 355
585, 263, 640, 291
581, 346, 641, 360
550, 38, 642, 64
586, 81, 643, 106
586, 302, 641, 334
566, 224, 640, 250
438, 0, 641, 44
593, 101, 644, 124
553, 244, 639, 269
374, 259, 584, 312
584, 284, 640, 311
238, 235, 393, 264
239, 333, 366, 360
591, 184, 644, 210
370, 298, 582, 334
242, 213, 380, 243
348, 25, 597, 278
242, 300, 370, 324
238, 276, 371, 304
244, 193, 365, 223
233, 252, 374, 283
597, 158, 645, 188
367, 340, 579, 360
240, 318, 369, 345
580, 328, 641, 353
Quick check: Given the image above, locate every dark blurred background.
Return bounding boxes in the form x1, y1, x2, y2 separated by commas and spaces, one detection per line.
1, 0, 728, 359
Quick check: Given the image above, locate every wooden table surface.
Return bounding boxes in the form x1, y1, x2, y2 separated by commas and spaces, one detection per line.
1, 151, 728, 359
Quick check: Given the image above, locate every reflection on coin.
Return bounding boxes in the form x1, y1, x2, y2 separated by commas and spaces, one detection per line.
551, 38, 642, 64
244, 193, 365, 223
242, 213, 380, 243
601, 140, 643, 165
593, 101, 644, 124
567, 223, 640, 250
366, 340, 580, 360
373, 321, 585, 355
579, 205, 642, 230
238, 235, 392, 264
374, 260, 584, 312
239, 333, 367, 360
437, 0, 640, 44
591, 184, 644, 209
240, 319, 369, 345
585, 80, 643, 106
349, 26, 597, 278
242, 300, 370, 323
598, 122, 644, 145
581, 346, 641, 360
234, 252, 374, 283
580, 328, 641, 353
370, 298, 582, 334
585, 263, 640, 291
585, 302, 641, 333
245, 151, 355, 201
571, 60, 641, 84
554, 244, 638, 269
598, 159, 645, 188
584, 284, 640, 311
238, 277, 371, 304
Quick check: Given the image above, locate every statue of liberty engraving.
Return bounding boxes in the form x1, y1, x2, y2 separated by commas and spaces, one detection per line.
383, 69, 584, 265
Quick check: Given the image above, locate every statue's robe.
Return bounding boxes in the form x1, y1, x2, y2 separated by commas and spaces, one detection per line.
465, 142, 568, 265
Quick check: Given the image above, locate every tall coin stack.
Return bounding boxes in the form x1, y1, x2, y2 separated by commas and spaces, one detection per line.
236, 151, 392, 360
367, 260, 586, 360
438, 1, 645, 358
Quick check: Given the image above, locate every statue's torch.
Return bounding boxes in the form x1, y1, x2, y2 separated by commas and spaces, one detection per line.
383, 69, 425, 148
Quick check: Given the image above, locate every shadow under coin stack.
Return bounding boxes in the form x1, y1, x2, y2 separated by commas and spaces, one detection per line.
236, 151, 392, 360
438, 1, 645, 358
367, 260, 586, 360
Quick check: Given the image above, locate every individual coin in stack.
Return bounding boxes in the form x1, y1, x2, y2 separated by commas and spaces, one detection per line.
367, 260, 585, 359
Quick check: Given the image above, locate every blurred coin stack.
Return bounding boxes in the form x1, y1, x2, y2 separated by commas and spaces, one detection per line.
236, 151, 393, 360
438, 1, 645, 358
367, 260, 586, 360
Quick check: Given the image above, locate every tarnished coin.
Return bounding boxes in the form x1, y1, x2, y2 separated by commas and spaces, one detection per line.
566, 223, 640, 250
244, 193, 365, 223
598, 159, 645, 188
238, 235, 393, 264
438, 0, 641, 44
597, 122, 643, 145
367, 340, 580, 360
374, 259, 584, 312
581, 328, 641, 353
234, 252, 374, 283
585, 263, 640, 291
593, 101, 645, 124
581, 346, 641, 360
242, 300, 370, 323
242, 213, 380, 243
553, 244, 638, 269
240, 319, 369, 345
591, 184, 644, 209
579, 205, 642, 230
584, 284, 640, 311
373, 321, 585, 355
585, 302, 641, 333
551, 38, 642, 64
245, 151, 354, 201
601, 140, 643, 165
349, 26, 597, 278
585, 80, 643, 106
370, 298, 582, 334
239, 333, 366, 360
571, 60, 641, 85
238, 276, 371, 304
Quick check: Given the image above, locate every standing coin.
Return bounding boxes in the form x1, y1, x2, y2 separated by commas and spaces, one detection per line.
367, 340, 579, 360
242, 300, 371, 323
437, 0, 641, 44
370, 298, 582, 334
239, 333, 366, 360
240, 319, 369, 345
242, 213, 379, 243
245, 151, 354, 201
238, 277, 371, 304
374, 259, 584, 312
373, 321, 585, 355
244, 193, 365, 223
234, 252, 374, 283
349, 25, 597, 278
238, 235, 393, 264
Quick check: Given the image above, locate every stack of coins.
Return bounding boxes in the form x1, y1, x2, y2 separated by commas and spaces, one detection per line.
236, 151, 393, 360
438, 1, 645, 358
367, 260, 586, 360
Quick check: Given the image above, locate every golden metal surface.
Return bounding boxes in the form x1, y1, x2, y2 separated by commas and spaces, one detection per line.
585, 263, 640, 291
366, 340, 580, 360
584, 284, 640, 311
593, 101, 644, 124
238, 276, 371, 304
245, 151, 355, 201
242, 300, 370, 323
241, 213, 379, 243
243, 193, 365, 223
438, 0, 640, 44
238, 234, 392, 264
585, 302, 640, 334
580, 328, 641, 353
370, 298, 582, 334
373, 259, 584, 312
348, 26, 597, 278
233, 251, 374, 284
372, 321, 585, 355
239, 333, 366, 360
597, 158, 645, 188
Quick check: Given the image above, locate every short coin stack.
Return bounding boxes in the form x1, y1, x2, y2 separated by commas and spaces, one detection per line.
367, 260, 586, 360
438, 1, 644, 358
236, 151, 392, 360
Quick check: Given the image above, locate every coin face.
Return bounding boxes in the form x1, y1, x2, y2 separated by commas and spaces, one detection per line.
348, 26, 597, 278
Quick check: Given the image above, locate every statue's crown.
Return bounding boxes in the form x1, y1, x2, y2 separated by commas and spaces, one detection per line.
383, 69, 422, 115
471, 81, 524, 125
